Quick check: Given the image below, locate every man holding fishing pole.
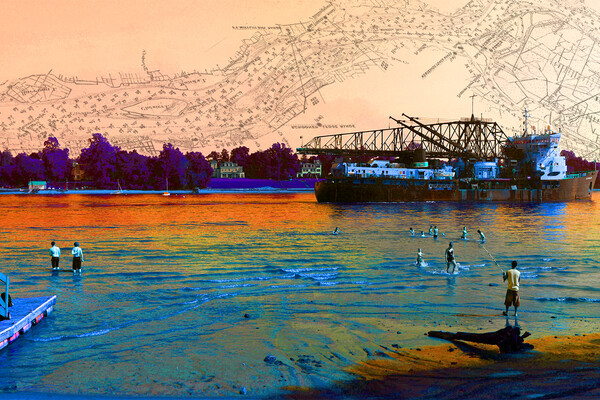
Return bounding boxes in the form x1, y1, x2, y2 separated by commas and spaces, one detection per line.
482, 244, 521, 316
502, 261, 521, 316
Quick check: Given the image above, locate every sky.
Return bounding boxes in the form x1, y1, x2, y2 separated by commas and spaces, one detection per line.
0, 0, 485, 78
3, 0, 600, 154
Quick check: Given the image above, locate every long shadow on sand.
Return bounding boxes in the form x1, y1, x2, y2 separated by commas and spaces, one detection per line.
280, 332, 600, 399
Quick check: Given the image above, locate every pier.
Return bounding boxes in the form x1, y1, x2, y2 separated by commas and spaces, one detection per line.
0, 296, 56, 350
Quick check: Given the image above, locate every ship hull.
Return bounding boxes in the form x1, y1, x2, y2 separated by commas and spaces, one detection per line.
314, 171, 598, 203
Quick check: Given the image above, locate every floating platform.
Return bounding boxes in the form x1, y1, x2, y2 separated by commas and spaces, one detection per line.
0, 296, 56, 351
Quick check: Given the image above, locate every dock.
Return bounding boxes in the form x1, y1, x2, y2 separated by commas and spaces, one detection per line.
0, 296, 56, 350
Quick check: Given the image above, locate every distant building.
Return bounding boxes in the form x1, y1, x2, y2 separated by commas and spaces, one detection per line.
71, 163, 87, 181
28, 181, 46, 191
296, 160, 322, 178
210, 160, 245, 178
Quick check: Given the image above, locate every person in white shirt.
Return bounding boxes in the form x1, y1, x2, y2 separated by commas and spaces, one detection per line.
71, 242, 84, 274
49, 241, 61, 270
502, 260, 521, 316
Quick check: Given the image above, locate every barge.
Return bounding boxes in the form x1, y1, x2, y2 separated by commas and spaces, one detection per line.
313, 114, 598, 203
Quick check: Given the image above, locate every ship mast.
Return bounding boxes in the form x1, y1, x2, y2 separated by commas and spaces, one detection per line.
523, 108, 530, 135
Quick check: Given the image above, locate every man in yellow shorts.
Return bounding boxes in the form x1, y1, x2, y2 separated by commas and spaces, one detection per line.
502, 260, 521, 316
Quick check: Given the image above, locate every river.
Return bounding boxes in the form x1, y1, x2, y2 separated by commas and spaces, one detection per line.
1, 193, 599, 397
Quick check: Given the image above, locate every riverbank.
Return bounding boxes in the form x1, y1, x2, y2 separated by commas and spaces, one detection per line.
0, 178, 320, 195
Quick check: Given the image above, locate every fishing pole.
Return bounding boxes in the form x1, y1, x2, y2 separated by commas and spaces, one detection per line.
482, 244, 504, 273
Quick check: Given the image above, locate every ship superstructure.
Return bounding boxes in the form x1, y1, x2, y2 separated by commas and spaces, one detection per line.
298, 111, 597, 203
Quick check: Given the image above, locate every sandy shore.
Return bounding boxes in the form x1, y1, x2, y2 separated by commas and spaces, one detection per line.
282, 332, 600, 399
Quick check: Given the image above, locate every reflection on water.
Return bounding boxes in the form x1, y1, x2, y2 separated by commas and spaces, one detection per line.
0, 193, 599, 397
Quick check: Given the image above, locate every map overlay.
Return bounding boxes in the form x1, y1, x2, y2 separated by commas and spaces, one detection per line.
1, 0, 600, 160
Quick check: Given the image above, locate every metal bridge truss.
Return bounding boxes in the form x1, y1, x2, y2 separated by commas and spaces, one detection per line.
297, 114, 511, 161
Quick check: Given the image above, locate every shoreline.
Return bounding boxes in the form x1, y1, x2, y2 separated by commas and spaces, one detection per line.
0, 187, 315, 195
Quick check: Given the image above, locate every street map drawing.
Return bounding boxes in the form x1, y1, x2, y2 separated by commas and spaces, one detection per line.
2, 0, 600, 160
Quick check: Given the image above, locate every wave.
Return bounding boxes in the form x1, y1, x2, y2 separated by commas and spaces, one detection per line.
207, 276, 271, 283
32, 328, 116, 342
535, 297, 600, 303
218, 283, 257, 289
280, 267, 338, 274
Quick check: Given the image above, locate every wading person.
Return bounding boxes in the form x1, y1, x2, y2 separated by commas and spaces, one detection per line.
478, 229, 485, 242
71, 242, 84, 275
49, 241, 61, 270
503, 260, 521, 316
445, 242, 457, 274
416, 248, 424, 266
433, 226, 439, 239
461, 227, 469, 239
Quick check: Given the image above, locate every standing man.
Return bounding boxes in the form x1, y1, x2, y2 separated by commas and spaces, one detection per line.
503, 261, 521, 316
445, 242, 457, 274
71, 242, 84, 275
49, 241, 61, 270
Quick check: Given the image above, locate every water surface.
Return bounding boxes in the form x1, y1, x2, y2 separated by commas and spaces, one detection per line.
1, 193, 599, 397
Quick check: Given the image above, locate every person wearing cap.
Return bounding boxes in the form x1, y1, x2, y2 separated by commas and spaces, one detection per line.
71, 242, 84, 274
49, 241, 61, 270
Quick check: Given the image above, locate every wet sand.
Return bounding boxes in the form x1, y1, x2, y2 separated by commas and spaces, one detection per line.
282, 332, 600, 399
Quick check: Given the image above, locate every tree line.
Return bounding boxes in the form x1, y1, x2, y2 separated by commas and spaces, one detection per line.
0, 134, 333, 190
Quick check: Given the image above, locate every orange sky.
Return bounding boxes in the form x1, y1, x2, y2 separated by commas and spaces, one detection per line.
0, 0, 485, 79
3, 0, 600, 153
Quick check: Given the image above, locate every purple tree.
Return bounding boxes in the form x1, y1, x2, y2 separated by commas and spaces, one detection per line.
207, 151, 220, 161
219, 148, 230, 162
12, 153, 45, 186
158, 143, 188, 189
115, 150, 153, 189
78, 133, 118, 189
0, 150, 14, 187
245, 143, 300, 180
230, 146, 250, 169
265, 143, 301, 180
185, 152, 212, 189
41, 137, 72, 184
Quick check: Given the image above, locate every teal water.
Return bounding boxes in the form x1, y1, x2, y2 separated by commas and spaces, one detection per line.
0, 193, 599, 397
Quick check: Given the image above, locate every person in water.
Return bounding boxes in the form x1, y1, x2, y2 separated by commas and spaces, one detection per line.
49, 241, 61, 270
502, 260, 521, 316
477, 229, 485, 242
433, 226, 439, 239
416, 248, 424, 266
445, 242, 457, 273
420, 231, 426, 237
332, 227, 340, 235
461, 227, 469, 239
428, 225, 433, 235
71, 242, 84, 274
409, 227, 415, 236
